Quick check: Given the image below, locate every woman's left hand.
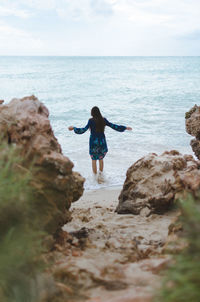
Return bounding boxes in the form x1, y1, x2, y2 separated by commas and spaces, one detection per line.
126, 127, 132, 131
68, 126, 74, 131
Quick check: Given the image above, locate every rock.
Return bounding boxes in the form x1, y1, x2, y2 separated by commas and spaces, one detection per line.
92, 278, 128, 291
190, 139, 200, 159
185, 105, 200, 159
0, 95, 85, 235
0, 100, 4, 105
87, 294, 152, 302
140, 257, 170, 274
116, 151, 200, 215
56, 282, 73, 295
70, 227, 90, 239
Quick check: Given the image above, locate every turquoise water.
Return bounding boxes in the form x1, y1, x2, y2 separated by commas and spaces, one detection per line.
0, 56, 199, 189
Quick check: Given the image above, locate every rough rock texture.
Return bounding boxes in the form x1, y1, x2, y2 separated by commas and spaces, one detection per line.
52, 189, 176, 302
0, 95, 84, 234
185, 104, 200, 159
116, 150, 200, 215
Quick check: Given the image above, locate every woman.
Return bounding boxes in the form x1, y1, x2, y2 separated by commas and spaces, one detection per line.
68, 106, 132, 178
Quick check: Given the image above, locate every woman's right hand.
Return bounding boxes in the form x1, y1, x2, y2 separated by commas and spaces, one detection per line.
68, 126, 74, 131
126, 127, 132, 131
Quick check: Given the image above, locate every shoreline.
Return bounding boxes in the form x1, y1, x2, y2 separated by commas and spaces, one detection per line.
74, 185, 123, 207
83, 183, 123, 192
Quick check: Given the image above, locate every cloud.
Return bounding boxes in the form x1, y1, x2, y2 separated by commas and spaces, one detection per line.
178, 30, 200, 41
90, 0, 113, 16
1, 0, 200, 28
0, 0, 199, 55
55, 1, 91, 20
0, 5, 31, 18
55, 0, 113, 20
17, 0, 56, 10
0, 21, 43, 54
4, 0, 200, 32
101, 0, 200, 47
112, 1, 172, 26
4, 0, 113, 20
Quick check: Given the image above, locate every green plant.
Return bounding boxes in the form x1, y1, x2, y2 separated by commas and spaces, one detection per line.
0, 143, 47, 302
155, 193, 200, 302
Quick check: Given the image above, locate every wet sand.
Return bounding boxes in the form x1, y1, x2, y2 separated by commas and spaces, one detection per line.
60, 187, 178, 302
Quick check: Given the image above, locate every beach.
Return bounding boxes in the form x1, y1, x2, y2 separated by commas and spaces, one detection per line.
1, 0, 200, 299
60, 186, 178, 302
1, 89, 200, 302
0, 0, 200, 300
0, 56, 200, 301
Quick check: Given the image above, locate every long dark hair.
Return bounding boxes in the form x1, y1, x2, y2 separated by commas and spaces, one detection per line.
91, 106, 105, 133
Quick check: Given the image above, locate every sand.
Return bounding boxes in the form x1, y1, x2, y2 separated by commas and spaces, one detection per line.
60, 187, 178, 302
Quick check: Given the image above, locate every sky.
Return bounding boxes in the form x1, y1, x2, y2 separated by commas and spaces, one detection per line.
0, 0, 200, 56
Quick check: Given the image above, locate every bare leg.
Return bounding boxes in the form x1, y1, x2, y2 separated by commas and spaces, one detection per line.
99, 159, 104, 172
92, 160, 97, 174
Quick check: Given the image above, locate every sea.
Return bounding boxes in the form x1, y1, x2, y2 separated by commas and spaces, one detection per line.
0, 56, 199, 190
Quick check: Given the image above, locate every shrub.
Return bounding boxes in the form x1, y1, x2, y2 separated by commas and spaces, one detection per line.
155, 193, 200, 302
0, 143, 47, 302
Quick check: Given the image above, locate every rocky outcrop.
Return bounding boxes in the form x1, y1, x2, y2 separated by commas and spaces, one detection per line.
116, 150, 200, 215
185, 105, 200, 159
0, 95, 84, 235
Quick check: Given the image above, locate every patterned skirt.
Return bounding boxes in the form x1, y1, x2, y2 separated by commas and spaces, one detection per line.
89, 135, 108, 160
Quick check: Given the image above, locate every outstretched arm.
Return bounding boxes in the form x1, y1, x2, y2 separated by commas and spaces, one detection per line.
105, 118, 132, 132
68, 120, 90, 134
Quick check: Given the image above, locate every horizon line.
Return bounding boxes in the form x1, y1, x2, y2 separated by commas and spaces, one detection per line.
0, 55, 199, 57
